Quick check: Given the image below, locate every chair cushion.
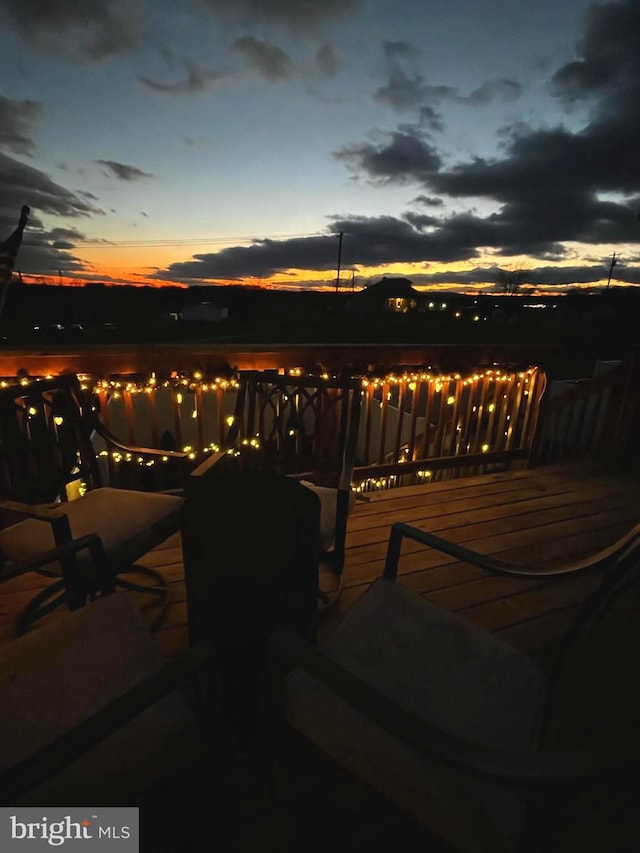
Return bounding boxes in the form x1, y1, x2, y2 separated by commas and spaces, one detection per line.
299, 481, 356, 550
286, 577, 546, 853
0, 591, 196, 804
0, 487, 183, 574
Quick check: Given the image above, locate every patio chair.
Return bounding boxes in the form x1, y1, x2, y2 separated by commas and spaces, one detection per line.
268, 520, 640, 852
203, 370, 362, 608
0, 374, 190, 634
0, 589, 224, 848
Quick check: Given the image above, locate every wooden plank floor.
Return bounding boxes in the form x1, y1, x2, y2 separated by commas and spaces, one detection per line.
2, 458, 639, 664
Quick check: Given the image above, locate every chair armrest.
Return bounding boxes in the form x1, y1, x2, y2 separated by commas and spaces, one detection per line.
269, 625, 640, 787
188, 449, 229, 481
91, 418, 189, 462
0, 499, 73, 546
0, 642, 214, 804
0, 499, 66, 523
384, 522, 617, 581
2, 533, 107, 583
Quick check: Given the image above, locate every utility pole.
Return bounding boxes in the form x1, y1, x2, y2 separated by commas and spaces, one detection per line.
351, 269, 355, 291
335, 231, 343, 293
606, 252, 617, 290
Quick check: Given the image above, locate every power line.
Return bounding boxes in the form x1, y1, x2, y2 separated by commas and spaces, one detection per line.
41, 230, 326, 249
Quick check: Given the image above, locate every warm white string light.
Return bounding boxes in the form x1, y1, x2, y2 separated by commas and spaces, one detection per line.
2, 368, 540, 483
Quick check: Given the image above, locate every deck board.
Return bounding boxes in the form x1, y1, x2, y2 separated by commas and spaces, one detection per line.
1, 459, 639, 662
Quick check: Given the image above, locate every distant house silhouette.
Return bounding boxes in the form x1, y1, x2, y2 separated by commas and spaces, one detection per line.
179, 302, 229, 323
358, 277, 425, 313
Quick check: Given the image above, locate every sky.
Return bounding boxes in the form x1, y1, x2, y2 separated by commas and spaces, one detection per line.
1, 0, 639, 293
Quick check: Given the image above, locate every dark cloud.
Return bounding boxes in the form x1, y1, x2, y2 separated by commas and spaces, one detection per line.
139, 61, 228, 95
374, 69, 521, 113
0, 95, 42, 156
232, 36, 293, 82
373, 69, 454, 113
398, 106, 444, 134
409, 262, 640, 289
155, 213, 477, 282
0, 152, 101, 219
551, 0, 640, 103
315, 43, 339, 77
336, 1, 640, 261
466, 78, 522, 105
94, 160, 154, 180
47, 226, 89, 244
403, 211, 439, 229
382, 40, 419, 61
411, 194, 444, 207
334, 131, 441, 184
156, 185, 640, 283
158, 44, 175, 67
0, 156, 102, 273
200, 0, 362, 33
78, 190, 99, 200
0, 0, 141, 62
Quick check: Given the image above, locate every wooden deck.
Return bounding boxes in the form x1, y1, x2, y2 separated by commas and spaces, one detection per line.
1, 458, 639, 661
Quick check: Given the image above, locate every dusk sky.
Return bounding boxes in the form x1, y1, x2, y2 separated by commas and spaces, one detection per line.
1, 0, 639, 292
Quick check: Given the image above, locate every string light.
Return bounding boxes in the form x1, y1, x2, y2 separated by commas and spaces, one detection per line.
1, 367, 539, 481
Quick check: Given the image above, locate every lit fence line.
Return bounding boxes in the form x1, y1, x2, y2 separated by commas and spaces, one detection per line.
0, 367, 545, 490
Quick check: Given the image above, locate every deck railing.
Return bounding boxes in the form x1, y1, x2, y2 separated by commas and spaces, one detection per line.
2, 344, 636, 492
0, 364, 545, 492
352, 367, 544, 489
528, 359, 637, 467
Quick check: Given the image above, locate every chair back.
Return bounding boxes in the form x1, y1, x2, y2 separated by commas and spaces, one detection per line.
182, 469, 321, 648
0, 374, 102, 505
227, 371, 361, 490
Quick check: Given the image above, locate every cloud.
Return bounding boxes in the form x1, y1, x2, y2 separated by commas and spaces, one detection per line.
551, 0, 640, 103
200, 0, 362, 33
408, 262, 640, 289
411, 194, 444, 207
315, 43, 339, 77
232, 36, 293, 82
382, 40, 420, 61
94, 160, 154, 180
336, 1, 640, 260
334, 131, 442, 184
155, 213, 479, 282
0, 155, 103, 273
0, 0, 142, 62
158, 44, 175, 67
373, 69, 521, 113
466, 78, 522, 105
373, 69, 455, 113
0, 152, 101, 219
0, 95, 42, 156
139, 61, 228, 95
